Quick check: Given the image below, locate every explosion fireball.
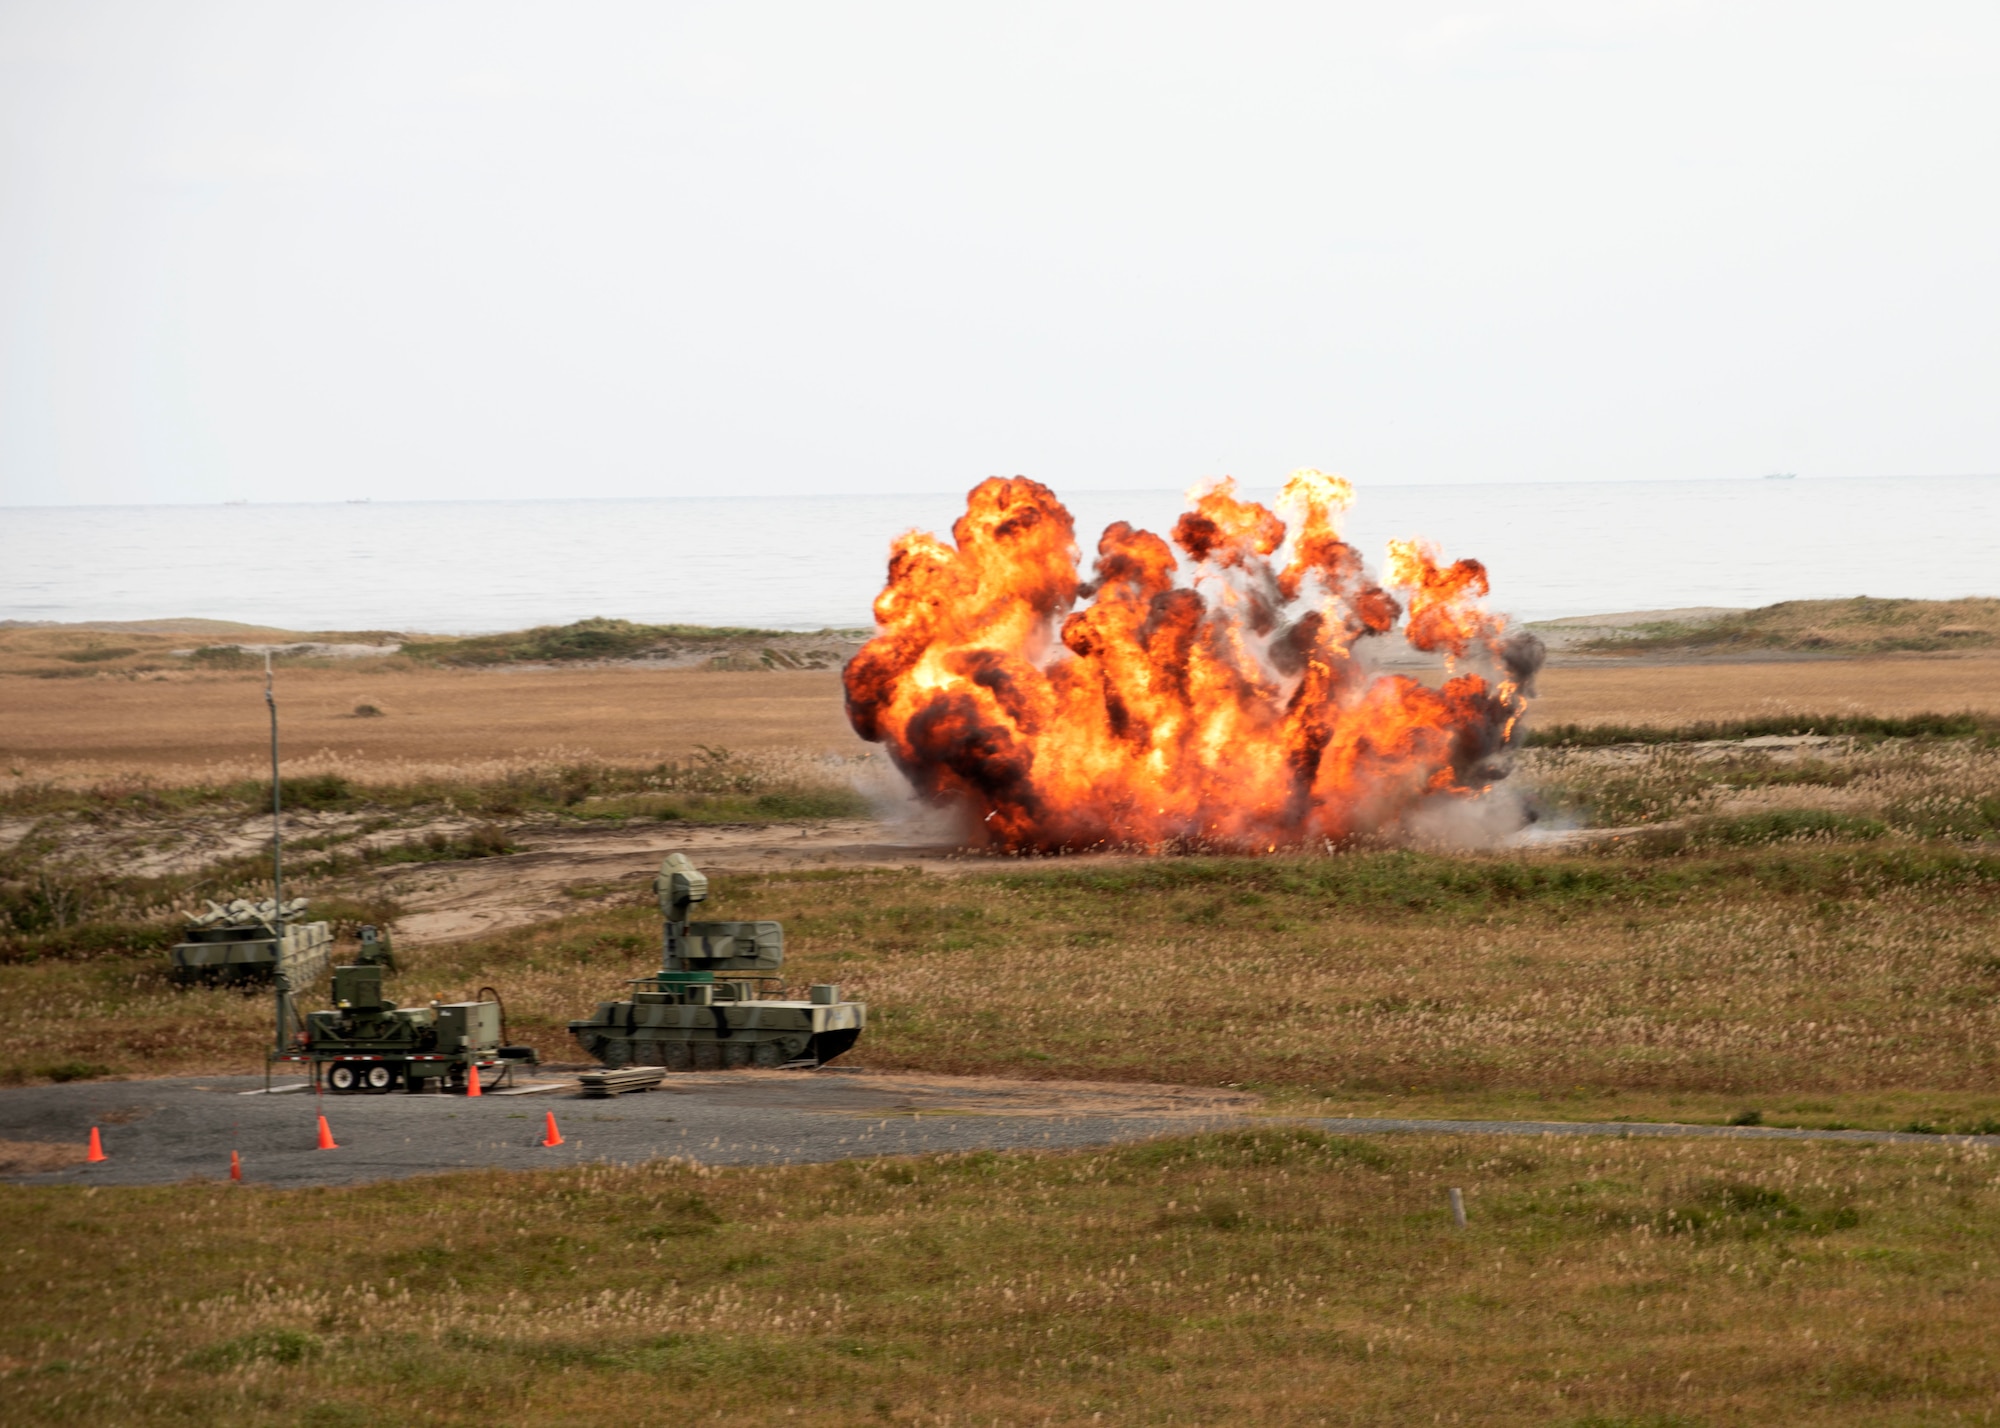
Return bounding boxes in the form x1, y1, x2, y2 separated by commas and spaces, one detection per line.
844, 473, 1544, 852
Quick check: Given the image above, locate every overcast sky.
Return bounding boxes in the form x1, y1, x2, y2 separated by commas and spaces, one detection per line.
2, 1, 1996, 507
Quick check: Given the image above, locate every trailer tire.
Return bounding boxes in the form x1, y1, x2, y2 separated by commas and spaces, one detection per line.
363, 1064, 394, 1093
327, 1062, 360, 1093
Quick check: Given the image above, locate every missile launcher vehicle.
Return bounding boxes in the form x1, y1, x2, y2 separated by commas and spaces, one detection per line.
567, 853, 865, 1070
170, 897, 332, 988
275, 962, 538, 1092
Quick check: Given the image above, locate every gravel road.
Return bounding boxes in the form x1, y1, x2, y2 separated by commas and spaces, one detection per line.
4, 1073, 1993, 1189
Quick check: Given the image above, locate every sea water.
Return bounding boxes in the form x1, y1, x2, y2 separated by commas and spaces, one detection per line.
2, 475, 1994, 633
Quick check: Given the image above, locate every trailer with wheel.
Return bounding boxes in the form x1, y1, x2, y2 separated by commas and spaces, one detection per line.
274, 963, 537, 1092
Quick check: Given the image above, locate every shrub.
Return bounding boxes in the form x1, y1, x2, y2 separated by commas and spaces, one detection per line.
41, 1061, 112, 1083
270, 774, 358, 811
1654, 1178, 1860, 1238
186, 646, 261, 669
406, 618, 793, 666
0, 918, 181, 965
183, 1329, 322, 1370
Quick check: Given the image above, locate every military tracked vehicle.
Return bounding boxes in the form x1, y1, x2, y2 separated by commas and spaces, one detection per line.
568, 854, 865, 1070
170, 897, 332, 988
274, 962, 538, 1092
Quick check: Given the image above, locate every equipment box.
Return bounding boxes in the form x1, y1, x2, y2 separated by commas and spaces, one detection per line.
435, 1001, 500, 1055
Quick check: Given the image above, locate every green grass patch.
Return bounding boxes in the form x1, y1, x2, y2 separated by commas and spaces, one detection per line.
0, 752, 866, 824
36, 1059, 114, 1083
1526, 712, 2000, 747
985, 844, 2000, 913
567, 788, 872, 822
0, 918, 182, 965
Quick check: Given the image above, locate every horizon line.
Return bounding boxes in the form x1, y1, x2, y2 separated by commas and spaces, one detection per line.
7, 470, 1999, 513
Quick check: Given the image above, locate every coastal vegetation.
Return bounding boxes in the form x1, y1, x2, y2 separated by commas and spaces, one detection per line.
399, 616, 851, 667
1566, 595, 2000, 655
9, 596, 1996, 681
0, 619, 400, 678
0, 617, 862, 678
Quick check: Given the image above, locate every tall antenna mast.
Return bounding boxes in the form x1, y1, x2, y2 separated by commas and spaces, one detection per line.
267, 653, 289, 1057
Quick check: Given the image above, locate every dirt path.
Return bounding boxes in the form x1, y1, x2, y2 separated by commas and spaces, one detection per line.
368, 817, 972, 943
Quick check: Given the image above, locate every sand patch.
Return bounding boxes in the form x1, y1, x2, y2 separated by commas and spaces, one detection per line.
369, 818, 968, 943
642, 1069, 1262, 1120
0, 1139, 88, 1173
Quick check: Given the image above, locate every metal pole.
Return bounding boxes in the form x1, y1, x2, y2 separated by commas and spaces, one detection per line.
267, 654, 289, 1059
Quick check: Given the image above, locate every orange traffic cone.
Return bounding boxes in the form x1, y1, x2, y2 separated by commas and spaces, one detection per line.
466, 1063, 482, 1097
541, 1110, 564, 1147
316, 1113, 338, 1150
230, 1149, 242, 1182
86, 1127, 106, 1163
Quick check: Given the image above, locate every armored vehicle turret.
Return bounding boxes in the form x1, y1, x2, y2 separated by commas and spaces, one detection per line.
170, 897, 332, 988
567, 853, 866, 1070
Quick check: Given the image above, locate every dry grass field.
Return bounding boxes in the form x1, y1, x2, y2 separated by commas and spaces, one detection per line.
0, 667, 866, 783
2, 1129, 1995, 1425
3, 653, 1998, 787
1528, 651, 2000, 728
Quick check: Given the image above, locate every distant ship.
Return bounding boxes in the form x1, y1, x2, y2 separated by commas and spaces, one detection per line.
1763, 472, 1797, 480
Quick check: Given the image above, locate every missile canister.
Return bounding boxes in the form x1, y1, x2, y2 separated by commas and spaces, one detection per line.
170, 897, 332, 988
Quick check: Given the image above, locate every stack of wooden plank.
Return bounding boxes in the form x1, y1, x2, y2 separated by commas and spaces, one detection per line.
577, 1065, 669, 1098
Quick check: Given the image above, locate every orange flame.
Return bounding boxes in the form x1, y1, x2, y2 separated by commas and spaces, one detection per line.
845, 475, 1543, 851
